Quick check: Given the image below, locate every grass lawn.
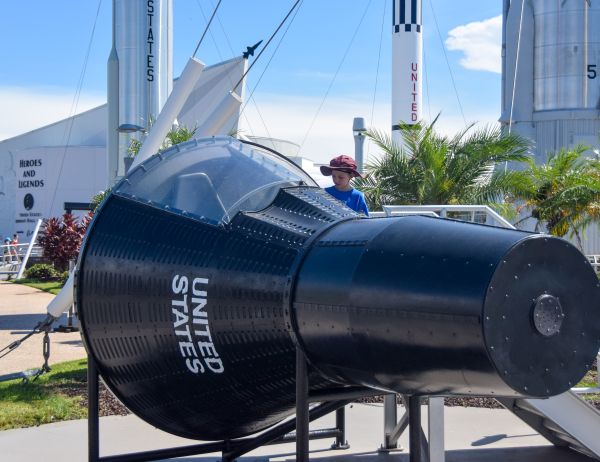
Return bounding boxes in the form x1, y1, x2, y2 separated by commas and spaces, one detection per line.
10, 278, 63, 295
0, 359, 87, 430
0, 361, 597, 431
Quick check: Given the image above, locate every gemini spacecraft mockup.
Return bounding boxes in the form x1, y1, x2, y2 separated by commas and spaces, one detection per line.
75, 137, 600, 440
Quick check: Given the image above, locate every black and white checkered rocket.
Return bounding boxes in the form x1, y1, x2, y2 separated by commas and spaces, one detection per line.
392, 0, 423, 136
393, 0, 423, 33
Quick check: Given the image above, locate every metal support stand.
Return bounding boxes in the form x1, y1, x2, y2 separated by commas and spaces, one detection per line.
88, 357, 99, 462
380, 394, 401, 451
86, 350, 352, 462
380, 395, 445, 462
331, 407, 350, 449
408, 396, 422, 462
296, 347, 310, 462
428, 397, 445, 462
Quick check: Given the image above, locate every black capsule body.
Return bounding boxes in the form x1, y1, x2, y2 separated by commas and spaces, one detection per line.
76, 187, 354, 440
75, 137, 600, 441
294, 215, 600, 398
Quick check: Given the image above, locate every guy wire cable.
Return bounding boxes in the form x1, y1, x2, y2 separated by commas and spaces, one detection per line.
194, 0, 258, 136
196, 0, 261, 136
428, 0, 466, 126
48, 0, 103, 219
193, 0, 223, 58
195, 0, 302, 138
231, 0, 303, 94
508, 0, 526, 135
299, 0, 374, 151
367, 0, 387, 161
233, 0, 304, 138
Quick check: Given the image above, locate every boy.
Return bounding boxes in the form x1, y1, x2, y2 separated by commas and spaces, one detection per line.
320, 155, 369, 216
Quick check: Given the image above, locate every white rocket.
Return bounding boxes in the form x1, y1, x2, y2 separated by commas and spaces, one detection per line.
391, 0, 423, 144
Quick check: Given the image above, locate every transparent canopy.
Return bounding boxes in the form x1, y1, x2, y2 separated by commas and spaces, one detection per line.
114, 136, 317, 225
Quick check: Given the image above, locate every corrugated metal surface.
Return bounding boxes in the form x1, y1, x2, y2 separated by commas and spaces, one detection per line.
532, 1, 600, 111
535, 118, 600, 162
116, 0, 172, 131
563, 223, 600, 256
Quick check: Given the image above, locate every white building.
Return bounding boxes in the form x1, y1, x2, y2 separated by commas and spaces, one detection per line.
0, 57, 246, 241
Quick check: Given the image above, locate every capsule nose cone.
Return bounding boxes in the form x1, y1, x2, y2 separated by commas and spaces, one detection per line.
484, 236, 600, 397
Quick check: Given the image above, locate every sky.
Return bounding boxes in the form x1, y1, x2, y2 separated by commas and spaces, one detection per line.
0, 0, 503, 165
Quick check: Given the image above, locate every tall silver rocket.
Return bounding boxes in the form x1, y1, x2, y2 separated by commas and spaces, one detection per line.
116, 0, 172, 132
107, 0, 173, 184
392, 0, 423, 143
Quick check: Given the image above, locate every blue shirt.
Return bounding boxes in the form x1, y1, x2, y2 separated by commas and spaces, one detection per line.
325, 186, 369, 216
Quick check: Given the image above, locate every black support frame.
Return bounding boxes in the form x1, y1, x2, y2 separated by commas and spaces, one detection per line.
87, 349, 353, 462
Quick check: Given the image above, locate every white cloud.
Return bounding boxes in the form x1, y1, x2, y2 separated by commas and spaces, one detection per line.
445, 15, 502, 74
0, 86, 500, 170
0, 86, 104, 141
241, 93, 391, 166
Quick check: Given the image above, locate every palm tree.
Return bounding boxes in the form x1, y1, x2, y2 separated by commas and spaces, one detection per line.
354, 117, 531, 210
164, 124, 197, 147
504, 145, 600, 248
127, 123, 197, 157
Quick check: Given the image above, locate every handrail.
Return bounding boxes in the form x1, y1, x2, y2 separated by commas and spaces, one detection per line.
587, 255, 600, 273
0, 220, 43, 278
381, 204, 516, 229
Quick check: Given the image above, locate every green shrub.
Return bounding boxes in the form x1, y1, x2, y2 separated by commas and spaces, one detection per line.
25, 264, 58, 281
91, 188, 111, 212
37, 213, 91, 272
58, 271, 70, 285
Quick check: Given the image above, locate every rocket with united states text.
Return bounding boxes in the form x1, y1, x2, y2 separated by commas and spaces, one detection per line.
392, 0, 423, 142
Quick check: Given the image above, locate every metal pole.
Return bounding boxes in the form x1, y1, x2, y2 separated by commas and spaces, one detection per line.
296, 347, 309, 462
88, 356, 99, 462
353, 117, 366, 173
382, 394, 398, 450
67, 260, 75, 328
408, 396, 422, 462
15, 219, 42, 280
428, 397, 445, 462
332, 407, 350, 449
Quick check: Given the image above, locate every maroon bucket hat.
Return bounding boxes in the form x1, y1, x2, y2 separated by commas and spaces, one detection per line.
320, 155, 362, 178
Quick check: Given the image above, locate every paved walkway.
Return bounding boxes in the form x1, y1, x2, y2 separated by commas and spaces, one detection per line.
0, 403, 594, 462
0, 281, 86, 377
0, 281, 596, 461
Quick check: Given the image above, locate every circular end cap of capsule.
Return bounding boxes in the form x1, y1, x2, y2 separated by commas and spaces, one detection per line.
483, 235, 600, 398
532, 294, 564, 337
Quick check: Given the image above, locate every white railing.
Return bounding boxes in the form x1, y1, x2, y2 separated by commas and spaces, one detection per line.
380, 204, 516, 229
1, 243, 29, 265
0, 219, 43, 279
587, 255, 600, 273
370, 210, 438, 218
